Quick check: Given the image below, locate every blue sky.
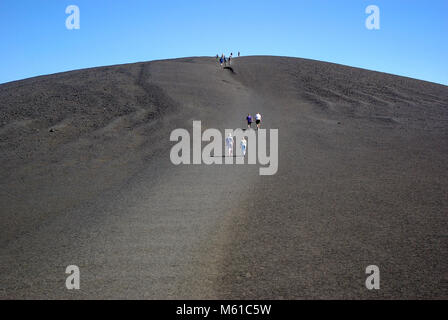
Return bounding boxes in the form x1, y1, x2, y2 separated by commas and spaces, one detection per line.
1, 0, 447, 85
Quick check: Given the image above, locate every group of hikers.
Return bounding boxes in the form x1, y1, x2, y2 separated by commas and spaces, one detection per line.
215, 51, 262, 158
216, 52, 240, 68
225, 133, 246, 158
246, 112, 262, 130
224, 112, 262, 157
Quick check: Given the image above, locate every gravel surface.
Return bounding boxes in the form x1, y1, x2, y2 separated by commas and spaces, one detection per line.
0, 56, 447, 299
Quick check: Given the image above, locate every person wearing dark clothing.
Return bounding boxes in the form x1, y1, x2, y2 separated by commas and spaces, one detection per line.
246, 114, 253, 128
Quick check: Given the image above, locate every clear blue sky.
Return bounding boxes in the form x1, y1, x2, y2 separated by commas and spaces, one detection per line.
1, 0, 447, 85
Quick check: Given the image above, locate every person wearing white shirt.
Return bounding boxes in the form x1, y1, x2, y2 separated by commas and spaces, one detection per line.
240, 137, 247, 157
225, 133, 234, 157
255, 112, 262, 129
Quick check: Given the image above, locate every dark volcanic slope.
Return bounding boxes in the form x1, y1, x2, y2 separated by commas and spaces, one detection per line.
1, 56, 447, 299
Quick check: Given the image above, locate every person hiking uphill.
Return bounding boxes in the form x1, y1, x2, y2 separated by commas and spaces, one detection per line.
255, 112, 262, 130
246, 114, 253, 129
240, 137, 247, 157
226, 133, 234, 157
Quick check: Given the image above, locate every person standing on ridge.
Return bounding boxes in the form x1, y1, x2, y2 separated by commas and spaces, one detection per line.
240, 137, 247, 157
226, 133, 234, 157
238, 51, 240, 57
255, 112, 262, 130
246, 113, 253, 129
